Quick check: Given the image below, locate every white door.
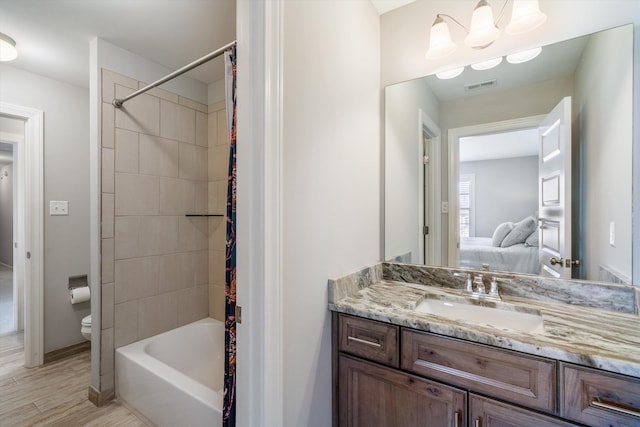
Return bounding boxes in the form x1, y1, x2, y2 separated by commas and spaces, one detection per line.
538, 97, 573, 279
422, 131, 430, 264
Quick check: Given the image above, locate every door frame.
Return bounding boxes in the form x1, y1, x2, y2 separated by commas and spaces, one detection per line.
419, 109, 441, 266
447, 115, 545, 267
0, 102, 44, 367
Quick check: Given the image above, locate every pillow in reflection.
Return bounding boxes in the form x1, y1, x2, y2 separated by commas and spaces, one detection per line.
492, 222, 515, 247
501, 215, 537, 247
525, 229, 539, 247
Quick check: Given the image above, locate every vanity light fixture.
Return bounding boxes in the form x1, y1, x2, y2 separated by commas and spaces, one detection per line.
425, 0, 547, 60
471, 56, 503, 70
0, 32, 18, 62
506, 46, 542, 63
436, 67, 465, 80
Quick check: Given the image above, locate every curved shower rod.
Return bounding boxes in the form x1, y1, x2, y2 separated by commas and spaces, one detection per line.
112, 40, 237, 109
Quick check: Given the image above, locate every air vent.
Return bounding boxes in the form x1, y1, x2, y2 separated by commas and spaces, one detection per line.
464, 79, 497, 92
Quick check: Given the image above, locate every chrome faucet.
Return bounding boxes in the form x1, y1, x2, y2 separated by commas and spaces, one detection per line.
453, 272, 503, 301
473, 274, 485, 295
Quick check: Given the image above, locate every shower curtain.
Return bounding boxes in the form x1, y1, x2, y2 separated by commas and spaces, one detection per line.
223, 45, 237, 427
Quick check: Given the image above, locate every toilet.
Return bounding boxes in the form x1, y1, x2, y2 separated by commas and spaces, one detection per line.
81, 315, 91, 340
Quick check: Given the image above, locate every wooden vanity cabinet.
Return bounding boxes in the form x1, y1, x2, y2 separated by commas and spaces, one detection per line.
340, 354, 466, 427
334, 313, 635, 427
561, 363, 640, 426
469, 394, 577, 427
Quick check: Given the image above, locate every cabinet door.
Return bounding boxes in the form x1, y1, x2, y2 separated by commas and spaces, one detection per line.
339, 354, 465, 427
470, 394, 579, 427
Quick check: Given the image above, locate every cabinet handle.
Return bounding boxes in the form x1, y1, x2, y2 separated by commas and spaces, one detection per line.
474, 419, 481, 427
347, 336, 381, 348
591, 400, 640, 418
453, 411, 460, 427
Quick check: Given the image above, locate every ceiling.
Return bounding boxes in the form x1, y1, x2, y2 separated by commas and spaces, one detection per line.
460, 128, 539, 163
0, 0, 236, 88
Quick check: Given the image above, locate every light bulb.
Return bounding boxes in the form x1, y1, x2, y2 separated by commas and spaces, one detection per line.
506, 0, 547, 35
471, 57, 503, 70
0, 33, 18, 62
426, 16, 457, 59
506, 47, 542, 64
436, 67, 465, 80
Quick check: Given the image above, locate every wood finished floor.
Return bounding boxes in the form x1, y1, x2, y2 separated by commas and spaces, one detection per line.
0, 333, 147, 427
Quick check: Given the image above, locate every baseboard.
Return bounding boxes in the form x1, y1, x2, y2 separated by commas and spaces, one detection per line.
88, 385, 115, 407
44, 340, 90, 364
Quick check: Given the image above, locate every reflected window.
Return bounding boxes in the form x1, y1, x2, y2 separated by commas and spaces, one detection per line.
459, 174, 475, 238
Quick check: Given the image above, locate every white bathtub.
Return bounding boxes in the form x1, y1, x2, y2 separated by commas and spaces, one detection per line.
115, 317, 224, 427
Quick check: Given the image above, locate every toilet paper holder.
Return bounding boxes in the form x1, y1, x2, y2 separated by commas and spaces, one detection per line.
68, 274, 88, 290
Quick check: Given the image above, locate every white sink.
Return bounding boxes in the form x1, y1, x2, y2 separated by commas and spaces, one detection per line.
415, 298, 545, 334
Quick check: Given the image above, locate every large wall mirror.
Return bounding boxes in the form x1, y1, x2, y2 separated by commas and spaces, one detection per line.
384, 24, 633, 284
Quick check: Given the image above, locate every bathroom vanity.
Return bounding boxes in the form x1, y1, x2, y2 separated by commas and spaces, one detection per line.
329, 263, 640, 427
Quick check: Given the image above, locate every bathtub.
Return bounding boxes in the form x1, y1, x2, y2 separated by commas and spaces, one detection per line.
115, 317, 224, 427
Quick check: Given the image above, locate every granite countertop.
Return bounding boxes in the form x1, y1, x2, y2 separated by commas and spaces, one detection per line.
329, 263, 640, 378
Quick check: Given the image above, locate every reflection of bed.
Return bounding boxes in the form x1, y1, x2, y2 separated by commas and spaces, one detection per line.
459, 237, 539, 275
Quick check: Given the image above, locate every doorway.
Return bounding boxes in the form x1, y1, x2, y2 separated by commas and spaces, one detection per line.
0, 138, 16, 335
0, 103, 44, 367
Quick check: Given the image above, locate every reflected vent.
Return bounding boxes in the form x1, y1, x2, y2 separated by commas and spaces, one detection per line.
464, 79, 497, 92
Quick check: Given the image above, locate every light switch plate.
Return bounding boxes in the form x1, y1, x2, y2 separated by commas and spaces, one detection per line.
609, 221, 615, 246
50, 200, 69, 216
441, 201, 449, 214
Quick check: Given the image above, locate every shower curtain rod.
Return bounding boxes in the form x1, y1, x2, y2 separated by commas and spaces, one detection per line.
112, 40, 237, 109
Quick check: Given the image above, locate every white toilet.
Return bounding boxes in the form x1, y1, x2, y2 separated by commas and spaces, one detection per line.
81, 315, 92, 340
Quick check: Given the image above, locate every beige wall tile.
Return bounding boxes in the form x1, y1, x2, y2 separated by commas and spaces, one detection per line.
160, 100, 195, 144
178, 217, 208, 252
102, 148, 114, 194
208, 100, 226, 113
159, 177, 195, 215
101, 193, 114, 239
114, 173, 159, 216
100, 372, 115, 393
100, 327, 114, 376
179, 143, 208, 180
115, 256, 159, 304
194, 181, 208, 214
138, 216, 179, 256
195, 111, 208, 147
139, 293, 179, 339
210, 284, 226, 321
210, 249, 226, 286
211, 144, 228, 181
141, 84, 179, 103
115, 85, 160, 136
101, 238, 115, 284
158, 253, 182, 294
179, 96, 207, 113
101, 282, 114, 330
102, 103, 115, 149
208, 112, 217, 145
114, 300, 138, 348
103, 69, 138, 93
217, 110, 228, 146
139, 134, 179, 177
177, 285, 209, 326
209, 216, 226, 250
194, 250, 209, 286
115, 128, 139, 173
114, 216, 139, 260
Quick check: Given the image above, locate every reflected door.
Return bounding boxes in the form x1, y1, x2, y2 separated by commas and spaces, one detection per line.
538, 97, 572, 279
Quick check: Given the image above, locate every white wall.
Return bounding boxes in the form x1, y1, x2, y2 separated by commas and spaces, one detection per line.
459, 156, 538, 237
282, 1, 380, 425
385, 78, 439, 262
0, 64, 90, 352
574, 25, 633, 281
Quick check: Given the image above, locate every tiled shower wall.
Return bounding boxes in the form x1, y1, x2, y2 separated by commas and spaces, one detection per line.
207, 100, 228, 320
100, 69, 226, 395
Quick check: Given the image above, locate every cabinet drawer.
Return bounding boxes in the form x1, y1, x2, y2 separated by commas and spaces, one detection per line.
402, 329, 556, 413
561, 363, 640, 426
470, 394, 579, 427
340, 354, 466, 427
339, 314, 399, 367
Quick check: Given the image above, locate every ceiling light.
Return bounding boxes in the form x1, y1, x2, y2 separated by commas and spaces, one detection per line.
0, 32, 17, 62
425, 0, 546, 60
471, 56, 503, 70
465, 0, 501, 48
425, 15, 457, 59
506, 0, 547, 35
506, 46, 542, 63
436, 67, 465, 80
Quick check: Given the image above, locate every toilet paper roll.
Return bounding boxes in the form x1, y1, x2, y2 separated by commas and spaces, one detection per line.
70, 286, 90, 304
